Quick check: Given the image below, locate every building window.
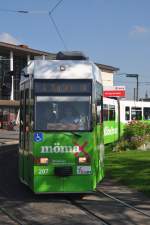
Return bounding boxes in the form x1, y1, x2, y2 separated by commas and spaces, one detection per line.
0, 54, 10, 100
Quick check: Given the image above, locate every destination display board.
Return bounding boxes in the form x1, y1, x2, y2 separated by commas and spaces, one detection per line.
34, 79, 92, 95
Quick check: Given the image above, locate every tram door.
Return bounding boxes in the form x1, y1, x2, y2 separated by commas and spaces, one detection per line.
20, 88, 30, 182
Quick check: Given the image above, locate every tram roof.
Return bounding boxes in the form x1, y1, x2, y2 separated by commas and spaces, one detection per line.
21, 60, 102, 83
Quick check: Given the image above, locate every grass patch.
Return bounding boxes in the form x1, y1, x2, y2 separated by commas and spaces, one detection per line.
105, 149, 150, 197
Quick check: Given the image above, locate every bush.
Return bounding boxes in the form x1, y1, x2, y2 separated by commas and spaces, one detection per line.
115, 121, 150, 151
113, 139, 129, 152
124, 121, 148, 138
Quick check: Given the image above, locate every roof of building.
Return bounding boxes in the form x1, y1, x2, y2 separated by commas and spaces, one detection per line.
0, 42, 119, 72
0, 100, 19, 106
96, 63, 119, 72
0, 41, 55, 58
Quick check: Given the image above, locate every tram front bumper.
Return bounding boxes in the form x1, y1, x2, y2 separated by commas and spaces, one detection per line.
33, 175, 94, 193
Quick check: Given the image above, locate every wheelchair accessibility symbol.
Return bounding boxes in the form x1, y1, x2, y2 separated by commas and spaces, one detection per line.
34, 132, 43, 142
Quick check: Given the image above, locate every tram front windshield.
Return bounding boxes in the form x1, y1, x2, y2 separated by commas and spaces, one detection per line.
35, 80, 91, 131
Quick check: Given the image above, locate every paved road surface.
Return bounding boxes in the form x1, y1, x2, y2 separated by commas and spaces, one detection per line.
0, 130, 19, 146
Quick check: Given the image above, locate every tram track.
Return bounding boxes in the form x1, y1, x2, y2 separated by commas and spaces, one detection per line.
96, 189, 150, 218
67, 196, 112, 225
67, 187, 150, 225
0, 206, 24, 225
0, 184, 24, 225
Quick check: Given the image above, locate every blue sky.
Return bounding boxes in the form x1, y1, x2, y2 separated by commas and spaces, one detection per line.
0, 0, 150, 99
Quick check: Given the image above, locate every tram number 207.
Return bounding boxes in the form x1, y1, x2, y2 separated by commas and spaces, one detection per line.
38, 168, 49, 175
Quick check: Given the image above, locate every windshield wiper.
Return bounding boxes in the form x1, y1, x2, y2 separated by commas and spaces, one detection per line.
71, 132, 82, 137
64, 132, 82, 137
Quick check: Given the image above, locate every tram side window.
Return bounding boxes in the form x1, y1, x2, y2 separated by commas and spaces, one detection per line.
143, 107, 150, 120
25, 89, 30, 150
125, 106, 130, 120
131, 107, 142, 120
31, 89, 34, 128
20, 91, 24, 149
96, 106, 101, 124
25, 89, 30, 132
103, 104, 108, 121
96, 82, 103, 124
109, 105, 115, 121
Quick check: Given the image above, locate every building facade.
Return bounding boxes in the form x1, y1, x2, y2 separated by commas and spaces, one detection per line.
96, 63, 119, 87
0, 42, 55, 129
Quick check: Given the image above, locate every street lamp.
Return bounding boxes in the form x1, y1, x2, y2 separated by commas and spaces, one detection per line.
126, 74, 139, 101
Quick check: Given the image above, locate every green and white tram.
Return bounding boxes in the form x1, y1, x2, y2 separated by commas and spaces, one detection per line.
19, 52, 104, 193
103, 97, 150, 144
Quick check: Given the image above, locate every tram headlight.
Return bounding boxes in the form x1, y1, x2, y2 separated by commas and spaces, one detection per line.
78, 156, 87, 164
40, 158, 49, 164
34, 157, 49, 165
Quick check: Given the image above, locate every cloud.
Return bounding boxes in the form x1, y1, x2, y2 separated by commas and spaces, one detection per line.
130, 25, 150, 36
0, 32, 20, 45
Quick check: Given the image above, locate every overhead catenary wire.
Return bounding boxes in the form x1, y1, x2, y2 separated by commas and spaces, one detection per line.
49, 0, 64, 14
0, 0, 67, 50
0, 0, 64, 15
48, 13, 67, 50
0, 8, 23, 13
0, 8, 48, 14
48, 0, 67, 50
